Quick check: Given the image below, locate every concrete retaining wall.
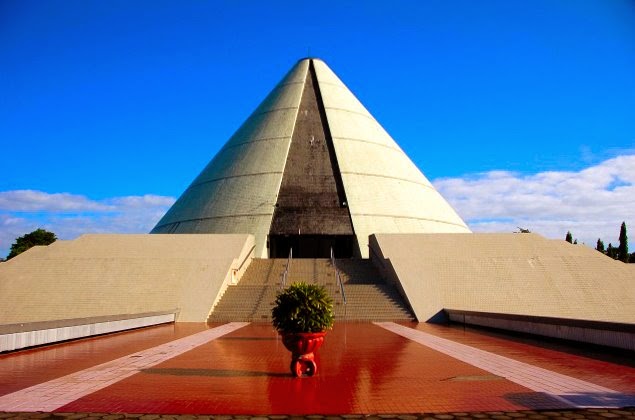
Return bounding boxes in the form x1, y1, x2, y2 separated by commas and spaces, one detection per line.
0, 311, 175, 352
370, 233, 635, 349
446, 310, 635, 352
0, 234, 255, 326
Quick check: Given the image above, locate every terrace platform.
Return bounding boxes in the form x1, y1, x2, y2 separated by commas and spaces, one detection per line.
1, 322, 634, 416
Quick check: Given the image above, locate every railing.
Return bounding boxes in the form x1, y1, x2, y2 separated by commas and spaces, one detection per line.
280, 247, 292, 289
330, 248, 347, 315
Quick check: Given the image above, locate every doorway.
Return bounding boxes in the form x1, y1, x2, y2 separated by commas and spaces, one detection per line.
269, 235, 354, 258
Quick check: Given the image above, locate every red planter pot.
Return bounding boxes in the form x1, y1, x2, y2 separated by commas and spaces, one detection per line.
281, 331, 326, 377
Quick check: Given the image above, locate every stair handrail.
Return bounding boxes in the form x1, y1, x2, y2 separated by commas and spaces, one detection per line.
337, 271, 347, 306
330, 247, 347, 307
280, 247, 292, 289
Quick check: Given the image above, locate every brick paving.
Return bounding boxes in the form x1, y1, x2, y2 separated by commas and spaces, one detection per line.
0, 324, 247, 412
1, 322, 634, 416
0, 408, 634, 420
0, 324, 211, 397
377, 323, 635, 409
55, 323, 534, 414
408, 324, 635, 394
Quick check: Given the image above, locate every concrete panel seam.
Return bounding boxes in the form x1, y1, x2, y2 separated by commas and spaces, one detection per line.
333, 136, 403, 152
248, 105, 305, 118
350, 213, 469, 227
220, 136, 291, 150
340, 172, 434, 189
324, 106, 377, 122
269, 80, 305, 89
191, 171, 285, 188
311, 80, 345, 88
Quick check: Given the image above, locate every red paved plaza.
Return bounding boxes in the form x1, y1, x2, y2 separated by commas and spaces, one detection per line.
1, 322, 634, 415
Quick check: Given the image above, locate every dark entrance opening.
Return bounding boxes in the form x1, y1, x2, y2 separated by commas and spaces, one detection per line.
269, 235, 354, 258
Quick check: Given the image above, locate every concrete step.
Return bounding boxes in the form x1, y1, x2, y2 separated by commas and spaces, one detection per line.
207, 258, 416, 323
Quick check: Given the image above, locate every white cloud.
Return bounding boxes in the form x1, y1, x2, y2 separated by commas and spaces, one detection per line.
434, 154, 635, 247
0, 192, 175, 258
0, 190, 114, 212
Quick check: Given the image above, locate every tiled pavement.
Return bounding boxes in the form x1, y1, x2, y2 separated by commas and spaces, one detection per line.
377, 323, 635, 408
0, 322, 634, 416
0, 408, 635, 420
0, 324, 248, 412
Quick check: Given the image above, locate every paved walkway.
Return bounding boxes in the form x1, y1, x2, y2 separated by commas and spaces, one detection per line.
377, 323, 635, 409
0, 322, 633, 416
0, 324, 247, 412
0, 408, 634, 420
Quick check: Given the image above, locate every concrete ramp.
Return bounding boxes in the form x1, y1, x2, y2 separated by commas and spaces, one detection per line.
370, 233, 635, 350
0, 234, 254, 351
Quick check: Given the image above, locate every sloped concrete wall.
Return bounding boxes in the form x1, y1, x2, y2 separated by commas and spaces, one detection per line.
370, 233, 635, 325
0, 234, 254, 324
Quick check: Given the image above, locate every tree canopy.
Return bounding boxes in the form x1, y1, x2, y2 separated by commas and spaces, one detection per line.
566, 223, 632, 263
607, 243, 618, 259
618, 221, 629, 263
596, 238, 605, 253
7, 228, 57, 260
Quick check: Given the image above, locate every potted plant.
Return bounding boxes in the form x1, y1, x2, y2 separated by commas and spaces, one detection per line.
271, 282, 334, 377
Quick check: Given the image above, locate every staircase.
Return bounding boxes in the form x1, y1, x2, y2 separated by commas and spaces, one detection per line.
207, 258, 415, 323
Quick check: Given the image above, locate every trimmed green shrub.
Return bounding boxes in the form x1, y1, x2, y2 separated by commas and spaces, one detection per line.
272, 282, 334, 333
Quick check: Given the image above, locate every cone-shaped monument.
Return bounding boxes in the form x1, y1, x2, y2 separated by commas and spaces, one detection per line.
151, 58, 470, 257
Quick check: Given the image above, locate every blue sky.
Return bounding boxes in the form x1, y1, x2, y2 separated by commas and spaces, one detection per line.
1, 0, 634, 257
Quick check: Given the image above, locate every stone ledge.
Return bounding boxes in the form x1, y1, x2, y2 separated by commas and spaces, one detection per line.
446, 309, 635, 352
0, 311, 177, 353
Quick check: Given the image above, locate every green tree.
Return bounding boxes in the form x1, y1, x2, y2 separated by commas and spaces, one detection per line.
596, 238, 605, 253
565, 231, 573, 243
618, 221, 629, 263
7, 228, 57, 260
607, 243, 618, 259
